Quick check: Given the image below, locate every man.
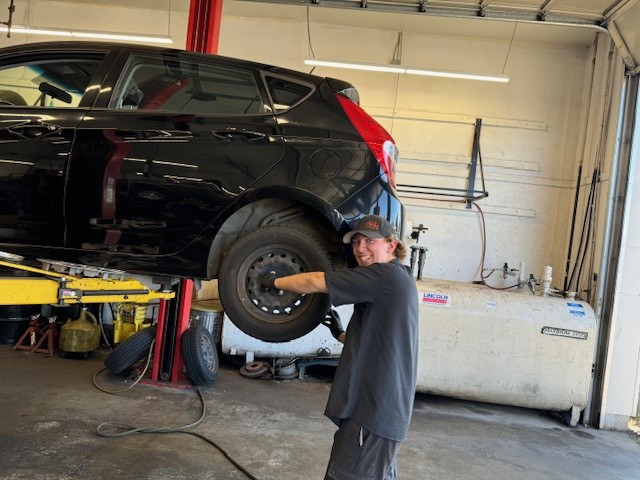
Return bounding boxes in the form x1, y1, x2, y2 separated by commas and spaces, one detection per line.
261, 215, 419, 480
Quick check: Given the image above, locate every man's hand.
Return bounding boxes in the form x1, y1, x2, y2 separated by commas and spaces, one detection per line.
260, 271, 282, 295
322, 308, 345, 341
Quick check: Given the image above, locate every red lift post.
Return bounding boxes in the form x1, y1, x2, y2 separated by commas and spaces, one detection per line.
186, 0, 224, 54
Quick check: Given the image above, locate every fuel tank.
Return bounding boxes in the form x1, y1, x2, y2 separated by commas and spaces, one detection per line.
415, 279, 596, 413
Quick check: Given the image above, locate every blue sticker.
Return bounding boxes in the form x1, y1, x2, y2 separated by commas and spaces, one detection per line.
567, 302, 585, 317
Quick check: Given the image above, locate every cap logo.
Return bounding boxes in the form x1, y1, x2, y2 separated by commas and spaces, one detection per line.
363, 220, 379, 231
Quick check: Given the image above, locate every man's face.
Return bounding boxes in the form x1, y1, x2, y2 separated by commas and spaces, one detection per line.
350, 233, 397, 267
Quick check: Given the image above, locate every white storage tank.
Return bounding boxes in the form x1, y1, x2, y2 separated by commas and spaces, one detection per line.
415, 278, 596, 424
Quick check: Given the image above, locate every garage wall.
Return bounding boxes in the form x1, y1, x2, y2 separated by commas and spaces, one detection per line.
0, 0, 189, 49
216, 8, 638, 428
218, 8, 612, 291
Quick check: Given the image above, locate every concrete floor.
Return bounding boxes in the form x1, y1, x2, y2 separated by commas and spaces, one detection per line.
1, 344, 639, 480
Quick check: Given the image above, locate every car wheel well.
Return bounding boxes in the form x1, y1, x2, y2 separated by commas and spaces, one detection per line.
206, 198, 346, 279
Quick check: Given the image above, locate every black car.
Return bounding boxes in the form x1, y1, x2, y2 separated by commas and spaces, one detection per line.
0, 41, 404, 342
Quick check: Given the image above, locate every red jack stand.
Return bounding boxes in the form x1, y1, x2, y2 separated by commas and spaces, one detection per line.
149, 278, 193, 386
14, 315, 57, 355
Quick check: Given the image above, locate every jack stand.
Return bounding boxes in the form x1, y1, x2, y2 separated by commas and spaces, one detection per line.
14, 315, 57, 355
150, 278, 193, 386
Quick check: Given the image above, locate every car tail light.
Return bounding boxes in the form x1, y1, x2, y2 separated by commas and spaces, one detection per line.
336, 93, 398, 188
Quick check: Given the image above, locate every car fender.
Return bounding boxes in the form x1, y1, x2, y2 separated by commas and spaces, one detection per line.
203, 186, 348, 279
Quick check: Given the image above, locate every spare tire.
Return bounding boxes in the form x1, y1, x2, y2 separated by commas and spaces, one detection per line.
218, 226, 331, 342
182, 325, 219, 386
104, 326, 156, 375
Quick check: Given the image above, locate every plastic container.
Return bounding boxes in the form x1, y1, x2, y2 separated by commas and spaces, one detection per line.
59, 310, 101, 354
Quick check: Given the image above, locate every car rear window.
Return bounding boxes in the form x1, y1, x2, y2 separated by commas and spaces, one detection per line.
264, 75, 314, 113
0, 58, 102, 108
111, 54, 265, 116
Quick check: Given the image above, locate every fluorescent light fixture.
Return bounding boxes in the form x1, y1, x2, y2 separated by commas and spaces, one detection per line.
0, 25, 173, 44
304, 58, 508, 83
405, 68, 509, 83
304, 58, 404, 74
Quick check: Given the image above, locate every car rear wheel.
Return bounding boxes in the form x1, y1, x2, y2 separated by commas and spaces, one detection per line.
218, 226, 332, 342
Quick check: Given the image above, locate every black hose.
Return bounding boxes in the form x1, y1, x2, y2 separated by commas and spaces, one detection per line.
574, 170, 599, 294
95, 383, 260, 480
567, 169, 598, 292
563, 164, 583, 292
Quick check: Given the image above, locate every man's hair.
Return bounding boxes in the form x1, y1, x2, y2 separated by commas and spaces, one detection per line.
391, 238, 407, 260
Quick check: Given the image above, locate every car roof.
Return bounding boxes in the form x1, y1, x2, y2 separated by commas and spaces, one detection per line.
0, 40, 325, 85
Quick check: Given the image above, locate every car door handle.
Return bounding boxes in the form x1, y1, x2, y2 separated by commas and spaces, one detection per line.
3, 120, 62, 139
211, 129, 266, 143
113, 129, 193, 142
143, 129, 192, 141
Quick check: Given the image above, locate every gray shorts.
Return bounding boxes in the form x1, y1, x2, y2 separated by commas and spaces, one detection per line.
324, 418, 400, 480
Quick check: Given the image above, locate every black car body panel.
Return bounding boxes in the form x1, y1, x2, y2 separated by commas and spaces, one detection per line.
0, 42, 404, 281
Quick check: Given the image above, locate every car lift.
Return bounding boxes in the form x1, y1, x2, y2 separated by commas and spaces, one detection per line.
0, 259, 193, 385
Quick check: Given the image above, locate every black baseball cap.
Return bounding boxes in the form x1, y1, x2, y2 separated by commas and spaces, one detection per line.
342, 215, 398, 244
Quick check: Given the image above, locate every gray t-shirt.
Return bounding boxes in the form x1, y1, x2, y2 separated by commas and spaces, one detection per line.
324, 258, 419, 441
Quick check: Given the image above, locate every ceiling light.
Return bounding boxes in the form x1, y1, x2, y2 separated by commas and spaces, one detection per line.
405, 68, 509, 83
0, 25, 173, 44
304, 58, 509, 83
304, 58, 405, 74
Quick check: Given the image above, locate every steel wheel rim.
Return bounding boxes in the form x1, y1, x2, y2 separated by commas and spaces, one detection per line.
238, 245, 312, 325
199, 333, 215, 371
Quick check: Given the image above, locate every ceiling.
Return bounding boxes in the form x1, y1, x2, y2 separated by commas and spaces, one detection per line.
233, 0, 640, 72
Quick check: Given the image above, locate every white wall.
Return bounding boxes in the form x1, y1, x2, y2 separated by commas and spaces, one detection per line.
217, 5, 638, 430
217, 4, 640, 428
0, 0, 189, 49
218, 8, 596, 289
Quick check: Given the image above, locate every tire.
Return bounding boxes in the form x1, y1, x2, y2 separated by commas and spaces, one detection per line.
104, 326, 156, 375
219, 226, 332, 342
182, 325, 219, 386
0, 90, 27, 106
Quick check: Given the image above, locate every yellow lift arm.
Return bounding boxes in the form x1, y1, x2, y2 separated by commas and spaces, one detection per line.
0, 260, 175, 306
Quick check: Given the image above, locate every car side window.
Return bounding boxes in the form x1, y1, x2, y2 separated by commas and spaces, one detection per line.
264, 75, 314, 113
111, 54, 265, 115
0, 58, 102, 108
